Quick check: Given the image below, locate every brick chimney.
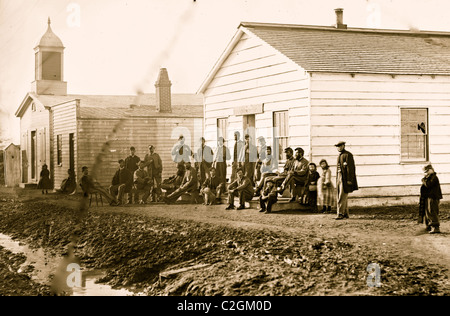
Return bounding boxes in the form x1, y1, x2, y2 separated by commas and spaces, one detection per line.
155, 68, 172, 113
334, 8, 347, 29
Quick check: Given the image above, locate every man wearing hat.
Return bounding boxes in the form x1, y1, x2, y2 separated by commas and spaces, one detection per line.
421, 164, 442, 234
109, 159, 133, 205
258, 178, 278, 214
231, 131, 244, 183
144, 145, 163, 202
335, 141, 358, 220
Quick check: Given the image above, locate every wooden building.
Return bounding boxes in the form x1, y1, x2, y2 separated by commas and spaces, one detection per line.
15, 19, 203, 190
198, 9, 450, 205
3, 144, 21, 187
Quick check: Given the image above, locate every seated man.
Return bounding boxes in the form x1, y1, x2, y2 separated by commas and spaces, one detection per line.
281, 147, 309, 202
163, 161, 199, 204
200, 167, 225, 205
258, 178, 278, 214
257, 147, 296, 197
161, 162, 186, 197
79, 166, 118, 206
109, 159, 133, 205
134, 161, 152, 204
254, 146, 278, 196
60, 169, 76, 194
225, 168, 254, 210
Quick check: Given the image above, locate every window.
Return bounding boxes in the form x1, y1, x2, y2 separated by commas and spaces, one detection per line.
217, 118, 228, 141
57, 134, 62, 165
273, 111, 289, 161
400, 108, 428, 161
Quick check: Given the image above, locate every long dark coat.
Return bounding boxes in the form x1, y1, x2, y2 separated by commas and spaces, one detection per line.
336, 149, 358, 193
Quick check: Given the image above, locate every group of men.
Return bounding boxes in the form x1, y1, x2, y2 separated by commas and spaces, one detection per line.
79, 133, 359, 221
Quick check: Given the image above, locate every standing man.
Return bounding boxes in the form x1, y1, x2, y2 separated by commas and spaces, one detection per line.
225, 168, 255, 210
109, 159, 133, 205
196, 137, 214, 186
335, 141, 358, 220
231, 131, 244, 183
125, 146, 140, 204
254, 136, 267, 184
238, 134, 258, 186
171, 135, 191, 163
213, 136, 231, 187
145, 145, 163, 202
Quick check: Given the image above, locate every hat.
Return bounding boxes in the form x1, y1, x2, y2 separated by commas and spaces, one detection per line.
335, 141, 346, 147
423, 164, 434, 172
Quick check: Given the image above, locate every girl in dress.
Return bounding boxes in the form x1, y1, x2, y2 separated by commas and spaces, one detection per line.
37, 164, 52, 194
318, 159, 335, 213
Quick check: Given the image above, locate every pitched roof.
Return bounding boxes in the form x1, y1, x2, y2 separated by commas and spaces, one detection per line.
79, 105, 203, 119
199, 22, 450, 92
16, 92, 203, 118
242, 22, 450, 75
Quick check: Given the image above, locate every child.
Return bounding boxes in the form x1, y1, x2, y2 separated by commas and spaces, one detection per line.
304, 163, 320, 212
421, 164, 442, 234
318, 159, 335, 213
37, 164, 52, 194
258, 179, 278, 214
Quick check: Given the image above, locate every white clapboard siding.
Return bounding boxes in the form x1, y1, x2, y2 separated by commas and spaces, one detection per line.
310, 73, 450, 191
52, 101, 77, 189
204, 30, 308, 151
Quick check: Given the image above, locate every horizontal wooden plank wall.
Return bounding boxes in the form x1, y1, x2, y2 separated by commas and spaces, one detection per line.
77, 116, 202, 188
310, 72, 450, 197
52, 101, 77, 190
204, 31, 310, 164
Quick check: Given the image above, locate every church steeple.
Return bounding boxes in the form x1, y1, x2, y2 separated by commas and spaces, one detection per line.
31, 17, 67, 95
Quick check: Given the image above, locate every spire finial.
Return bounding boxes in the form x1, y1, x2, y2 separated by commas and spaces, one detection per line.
48, 17, 51, 26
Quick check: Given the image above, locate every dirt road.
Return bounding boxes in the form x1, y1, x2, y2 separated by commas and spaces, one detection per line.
0, 187, 449, 296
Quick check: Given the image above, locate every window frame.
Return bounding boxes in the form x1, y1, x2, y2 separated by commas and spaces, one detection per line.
273, 110, 289, 162
57, 134, 63, 166
399, 107, 429, 163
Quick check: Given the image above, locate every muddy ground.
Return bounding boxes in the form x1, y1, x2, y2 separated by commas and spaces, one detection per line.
0, 187, 449, 296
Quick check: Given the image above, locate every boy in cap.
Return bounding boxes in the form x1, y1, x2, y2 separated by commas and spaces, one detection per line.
258, 178, 278, 214
421, 164, 442, 234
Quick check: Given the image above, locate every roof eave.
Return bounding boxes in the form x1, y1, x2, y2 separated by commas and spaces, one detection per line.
197, 27, 245, 94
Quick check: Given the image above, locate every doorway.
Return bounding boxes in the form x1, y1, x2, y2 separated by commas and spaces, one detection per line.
243, 114, 255, 145
31, 131, 36, 179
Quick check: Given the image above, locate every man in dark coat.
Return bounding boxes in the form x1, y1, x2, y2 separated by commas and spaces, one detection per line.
200, 167, 225, 205
335, 141, 358, 220
231, 131, 244, 183
213, 137, 231, 186
421, 164, 442, 234
109, 159, 133, 205
238, 134, 258, 186
196, 137, 214, 186
144, 145, 163, 202
254, 136, 267, 183
125, 146, 140, 204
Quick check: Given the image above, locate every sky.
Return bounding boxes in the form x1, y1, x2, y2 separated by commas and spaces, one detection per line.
1, 0, 450, 146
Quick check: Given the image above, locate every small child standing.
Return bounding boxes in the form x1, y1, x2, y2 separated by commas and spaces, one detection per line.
258, 179, 278, 214
421, 164, 442, 234
318, 159, 335, 213
305, 163, 320, 212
